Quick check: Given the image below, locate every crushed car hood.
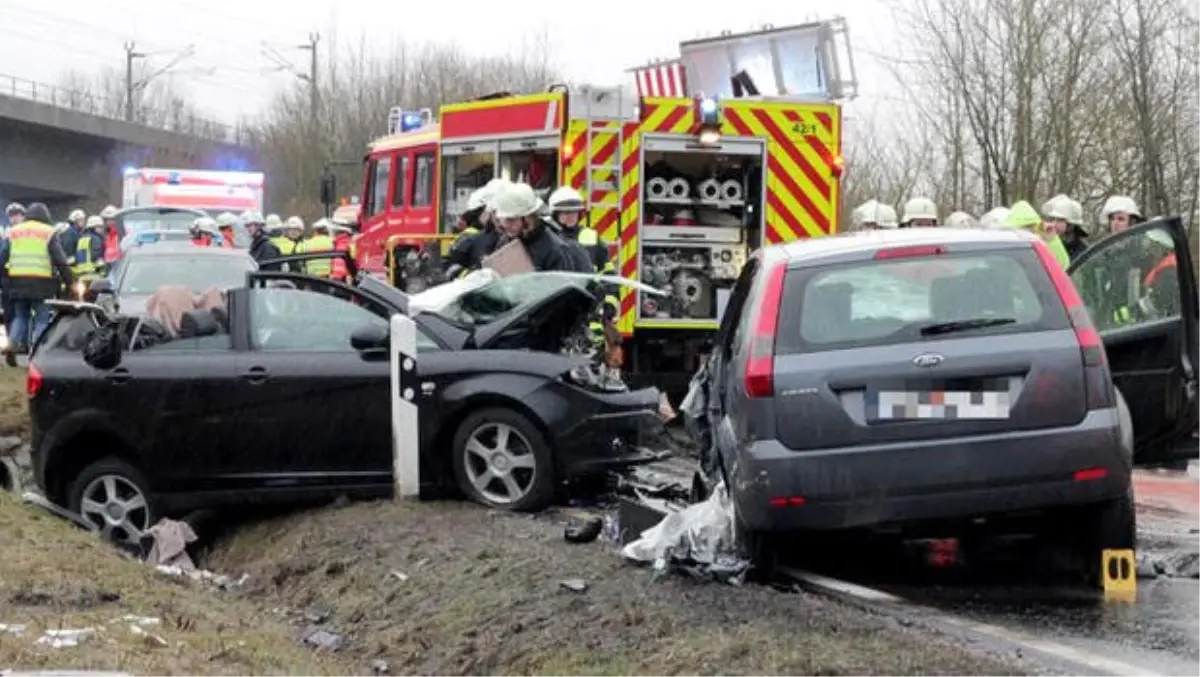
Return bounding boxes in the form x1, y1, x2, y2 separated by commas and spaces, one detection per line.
421, 272, 665, 352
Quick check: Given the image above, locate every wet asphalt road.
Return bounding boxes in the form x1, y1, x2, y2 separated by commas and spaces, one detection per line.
788, 463, 1199, 676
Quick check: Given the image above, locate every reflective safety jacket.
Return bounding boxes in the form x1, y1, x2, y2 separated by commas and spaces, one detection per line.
271, 236, 299, 256
302, 234, 334, 277
72, 232, 105, 280
331, 232, 352, 282
6, 221, 55, 278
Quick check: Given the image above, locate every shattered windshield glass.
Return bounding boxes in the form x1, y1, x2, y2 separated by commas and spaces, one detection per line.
438, 272, 586, 325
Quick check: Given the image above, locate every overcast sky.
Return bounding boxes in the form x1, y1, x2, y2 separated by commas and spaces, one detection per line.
2, 0, 900, 123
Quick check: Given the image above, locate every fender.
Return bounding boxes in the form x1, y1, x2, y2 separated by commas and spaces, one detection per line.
40, 407, 142, 500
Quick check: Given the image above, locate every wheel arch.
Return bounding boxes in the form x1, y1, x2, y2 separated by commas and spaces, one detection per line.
42, 414, 145, 506
431, 392, 559, 486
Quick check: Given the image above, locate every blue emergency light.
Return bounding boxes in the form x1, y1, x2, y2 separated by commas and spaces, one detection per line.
400, 111, 425, 132
698, 97, 719, 125
136, 231, 162, 245
167, 171, 182, 185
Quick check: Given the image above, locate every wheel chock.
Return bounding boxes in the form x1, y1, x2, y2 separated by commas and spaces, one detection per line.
1101, 548, 1136, 601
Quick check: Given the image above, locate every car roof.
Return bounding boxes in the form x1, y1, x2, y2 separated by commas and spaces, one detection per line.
124, 243, 253, 259
767, 227, 1038, 266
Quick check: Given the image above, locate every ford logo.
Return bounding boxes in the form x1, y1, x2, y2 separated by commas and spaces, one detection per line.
912, 353, 945, 368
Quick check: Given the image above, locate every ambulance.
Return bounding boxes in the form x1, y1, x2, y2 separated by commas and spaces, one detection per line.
353, 19, 856, 389
121, 168, 265, 215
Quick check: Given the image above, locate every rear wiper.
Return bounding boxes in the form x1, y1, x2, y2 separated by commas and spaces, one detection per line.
919, 317, 1016, 336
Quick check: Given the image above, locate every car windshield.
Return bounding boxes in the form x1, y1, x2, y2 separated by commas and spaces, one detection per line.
118, 211, 198, 236
438, 272, 587, 325
119, 254, 253, 295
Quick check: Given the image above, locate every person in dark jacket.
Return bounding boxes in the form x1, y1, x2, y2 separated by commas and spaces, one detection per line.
491, 182, 576, 272
243, 212, 282, 271
1, 202, 73, 364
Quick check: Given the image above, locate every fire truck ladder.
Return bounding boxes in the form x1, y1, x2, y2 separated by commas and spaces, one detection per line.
584, 122, 624, 223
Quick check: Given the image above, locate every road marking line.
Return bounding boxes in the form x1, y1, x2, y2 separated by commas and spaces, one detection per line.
780, 566, 1165, 677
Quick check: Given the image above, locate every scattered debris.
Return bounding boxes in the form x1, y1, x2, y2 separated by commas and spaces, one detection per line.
145, 518, 199, 570
302, 628, 346, 652
621, 481, 750, 586
34, 627, 97, 649
22, 491, 95, 531
0, 623, 28, 637
388, 570, 409, 583
1135, 550, 1200, 579
559, 578, 589, 593
154, 564, 248, 590
371, 658, 391, 675
0, 435, 22, 453
129, 623, 169, 648
563, 516, 603, 544
304, 606, 331, 624
118, 615, 160, 627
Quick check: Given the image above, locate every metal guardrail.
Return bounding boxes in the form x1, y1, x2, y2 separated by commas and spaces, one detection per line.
0, 73, 254, 147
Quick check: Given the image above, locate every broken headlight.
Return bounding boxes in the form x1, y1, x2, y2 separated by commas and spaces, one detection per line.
564, 363, 629, 393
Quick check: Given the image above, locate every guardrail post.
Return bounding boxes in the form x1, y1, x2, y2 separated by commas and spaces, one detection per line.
389, 313, 420, 499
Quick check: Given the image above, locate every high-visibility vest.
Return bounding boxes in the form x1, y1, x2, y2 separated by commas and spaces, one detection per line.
191, 234, 213, 247
6, 220, 55, 278
303, 234, 334, 277
331, 233, 351, 281
1145, 253, 1177, 288
576, 227, 598, 246
103, 226, 121, 262
72, 233, 99, 278
271, 236, 297, 256
218, 227, 235, 248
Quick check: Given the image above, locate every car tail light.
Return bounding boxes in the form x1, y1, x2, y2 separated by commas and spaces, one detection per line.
769, 495, 806, 507
745, 261, 787, 398
1032, 240, 1111, 410
1073, 467, 1108, 482
874, 245, 946, 260
27, 363, 44, 398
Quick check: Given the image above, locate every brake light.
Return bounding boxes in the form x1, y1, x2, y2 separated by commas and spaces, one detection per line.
27, 363, 43, 398
1032, 240, 1104, 367
1073, 467, 1108, 482
745, 261, 787, 398
874, 245, 946, 260
769, 496, 806, 507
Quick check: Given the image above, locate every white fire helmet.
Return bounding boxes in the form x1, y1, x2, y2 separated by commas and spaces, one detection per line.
901, 197, 939, 224
85, 215, 104, 228
100, 205, 119, 219
265, 213, 283, 229
547, 186, 585, 213
1101, 195, 1141, 221
978, 207, 1010, 229
68, 209, 86, 223
216, 212, 238, 228
944, 211, 977, 229
285, 216, 305, 231
491, 182, 542, 220
241, 210, 264, 225
873, 203, 899, 229
852, 199, 880, 229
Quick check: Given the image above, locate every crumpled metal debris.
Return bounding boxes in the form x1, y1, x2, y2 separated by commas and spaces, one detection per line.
620, 481, 750, 585
563, 517, 603, 544
155, 564, 248, 590
145, 518, 199, 570
34, 628, 96, 648
303, 628, 346, 651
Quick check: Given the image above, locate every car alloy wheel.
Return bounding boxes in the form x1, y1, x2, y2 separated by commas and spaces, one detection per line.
78, 474, 152, 547
462, 422, 538, 506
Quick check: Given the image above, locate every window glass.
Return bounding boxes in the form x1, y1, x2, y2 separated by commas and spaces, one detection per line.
119, 255, 253, 295
391, 155, 409, 208
1071, 226, 1180, 331
412, 153, 435, 207
777, 249, 1066, 353
250, 288, 387, 352
438, 272, 581, 325
370, 156, 392, 216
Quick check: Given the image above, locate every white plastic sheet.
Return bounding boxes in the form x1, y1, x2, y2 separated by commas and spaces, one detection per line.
621, 482, 749, 584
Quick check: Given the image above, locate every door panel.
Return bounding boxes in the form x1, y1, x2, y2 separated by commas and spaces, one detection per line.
1069, 217, 1199, 459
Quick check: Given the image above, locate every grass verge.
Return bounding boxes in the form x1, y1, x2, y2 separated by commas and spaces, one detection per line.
0, 367, 28, 438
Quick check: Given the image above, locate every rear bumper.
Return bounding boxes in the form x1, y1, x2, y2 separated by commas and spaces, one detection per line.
729, 408, 1132, 532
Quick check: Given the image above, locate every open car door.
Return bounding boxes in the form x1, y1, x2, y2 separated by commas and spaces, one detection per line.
1068, 216, 1199, 461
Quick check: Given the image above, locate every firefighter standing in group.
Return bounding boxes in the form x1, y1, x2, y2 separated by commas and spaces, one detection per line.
459, 178, 511, 271
71, 215, 107, 285
59, 209, 87, 259
1102, 195, 1142, 235
266, 214, 294, 254
443, 184, 493, 277
330, 224, 353, 282
300, 218, 334, 278
547, 186, 611, 273
243, 211, 283, 270
0, 203, 74, 366
215, 212, 238, 248
901, 197, 939, 227
98, 205, 121, 264
190, 217, 219, 246
491, 182, 577, 272
2, 202, 26, 338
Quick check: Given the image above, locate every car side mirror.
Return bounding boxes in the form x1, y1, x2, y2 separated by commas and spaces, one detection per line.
86, 278, 113, 302
350, 322, 390, 352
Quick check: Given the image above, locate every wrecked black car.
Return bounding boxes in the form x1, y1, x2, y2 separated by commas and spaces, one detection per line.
26, 262, 669, 546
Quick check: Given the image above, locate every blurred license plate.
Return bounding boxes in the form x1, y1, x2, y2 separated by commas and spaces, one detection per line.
868, 390, 1011, 421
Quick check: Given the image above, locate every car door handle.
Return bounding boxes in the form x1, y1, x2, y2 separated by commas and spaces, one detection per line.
241, 366, 269, 384
106, 368, 131, 385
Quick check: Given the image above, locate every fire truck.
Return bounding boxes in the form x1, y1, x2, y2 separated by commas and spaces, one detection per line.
353, 19, 856, 388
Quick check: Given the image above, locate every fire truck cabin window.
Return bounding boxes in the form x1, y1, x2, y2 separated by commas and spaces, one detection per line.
440, 151, 494, 230
391, 155, 410, 208
499, 149, 556, 191
411, 153, 436, 207
642, 150, 761, 229
368, 155, 391, 217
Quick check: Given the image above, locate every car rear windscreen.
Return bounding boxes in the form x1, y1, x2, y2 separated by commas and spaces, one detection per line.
775, 246, 1070, 353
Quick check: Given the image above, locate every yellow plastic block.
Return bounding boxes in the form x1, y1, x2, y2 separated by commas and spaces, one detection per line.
1102, 548, 1136, 601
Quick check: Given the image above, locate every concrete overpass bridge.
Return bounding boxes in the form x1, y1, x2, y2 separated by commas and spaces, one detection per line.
0, 74, 259, 220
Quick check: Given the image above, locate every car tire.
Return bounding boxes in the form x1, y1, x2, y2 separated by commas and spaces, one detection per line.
67, 457, 157, 549
451, 407, 556, 512
1059, 486, 1137, 588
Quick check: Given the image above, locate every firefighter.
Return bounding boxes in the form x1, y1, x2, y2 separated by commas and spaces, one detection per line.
329, 224, 353, 282
215, 212, 238, 248
245, 212, 282, 271
190, 216, 219, 246
1102, 195, 1142, 236
1004, 200, 1070, 268
71, 215, 107, 284
1, 202, 73, 365
851, 199, 880, 231
901, 197, 939, 228
265, 214, 292, 254
944, 211, 977, 229
443, 185, 492, 276
5, 202, 25, 227
872, 203, 899, 230
979, 207, 1009, 229
1059, 196, 1090, 261
459, 178, 512, 271
491, 182, 576, 272
284, 216, 306, 254
2, 203, 23, 334
300, 218, 334, 278
58, 209, 87, 262
547, 186, 611, 273
99, 205, 121, 264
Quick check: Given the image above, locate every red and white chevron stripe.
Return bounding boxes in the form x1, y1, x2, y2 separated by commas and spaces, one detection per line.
631, 60, 689, 98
